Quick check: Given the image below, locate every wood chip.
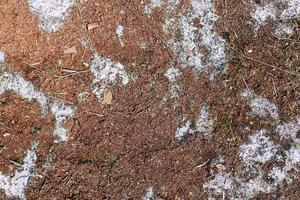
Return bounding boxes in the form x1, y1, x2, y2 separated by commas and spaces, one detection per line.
87, 22, 100, 31
102, 91, 113, 105
64, 46, 77, 54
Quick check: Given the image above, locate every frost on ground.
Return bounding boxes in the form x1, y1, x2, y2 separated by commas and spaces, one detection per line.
0, 51, 5, 64
142, 187, 163, 200
116, 25, 125, 47
241, 90, 279, 119
163, 66, 182, 106
144, 0, 226, 104
144, 0, 163, 14
0, 73, 74, 199
0, 73, 48, 115
251, 0, 300, 36
204, 115, 300, 199
28, 0, 76, 32
143, 1, 224, 140
51, 101, 74, 142
90, 53, 130, 100
162, 0, 226, 77
0, 143, 37, 200
175, 106, 213, 140
0, 73, 74, 142
239, 130, 279, 167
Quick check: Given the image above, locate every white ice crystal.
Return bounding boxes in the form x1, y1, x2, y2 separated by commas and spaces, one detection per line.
90, 53, 130, 100
241, 90, 279, 119
144, 0, 163, 14
239, 130, 279, 166
116, 25, 125, 47
175, 106, 213, 140
0, 143, 37, 200
28, 0, 75, 32
51, 101, 74, 142
0, 73, 74, 199
251, 0, 300, 35
0, 73, 48, 115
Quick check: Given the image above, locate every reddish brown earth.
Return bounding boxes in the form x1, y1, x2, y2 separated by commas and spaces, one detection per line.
0, 0, 300, 199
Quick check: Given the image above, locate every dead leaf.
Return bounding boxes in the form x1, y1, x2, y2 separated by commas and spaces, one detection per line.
87, 22, 99, 31
102, 91, 113, 105
64, 46, 77, 54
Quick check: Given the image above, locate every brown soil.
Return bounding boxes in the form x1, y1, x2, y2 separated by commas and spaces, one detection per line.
0, 0, 299, 199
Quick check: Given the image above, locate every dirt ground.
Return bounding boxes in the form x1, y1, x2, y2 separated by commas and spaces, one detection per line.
0, 0, 300, 199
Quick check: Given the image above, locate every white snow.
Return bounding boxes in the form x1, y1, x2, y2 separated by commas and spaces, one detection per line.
239, 130, 279, 166
191, 106, 214, 136
0, 73, 74, 142
241, 90, 279, 119
116, 25, 125, 47
142, 186, 163, 200
0, 73, 74, 199
144, 0, 163, 14
0, 143, 37, 200
0, 73, 48, 115
275, 24, 294, 37
204, 171, 274, 200
51, 101, 74, 142
90, 53, 130, 100
204, 114, 300, 199
276, 116, 300, 143
164, 66, 181, 104
251, 2, 277, 27
0, 51, 5, 63
175, 106, 213, 140
28, 0, 75, 32
175, 118, 191, 140
251, 0, 300, 36
163, 0, 226, 77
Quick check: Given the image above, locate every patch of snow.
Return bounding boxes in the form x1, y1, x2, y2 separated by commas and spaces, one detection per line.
251, 0, 300, 35
204, 162, 274, 199
275, 24, 294, 37
203, 172, 234, 197
191, 106, 214, 136
0, 143, 37, 200
0, 73, 74, 199
0, 73, 74, 141
204, 114, 300, 199
140, 41, 147, 49
0, 73, 48, 115
281, 0, 300, 19
164, 66, 182, 104
276, 116, 300, 143
51, 101, 74, 142
241, 90, 279, 119
28, 0, 76, 32
269, 145, 300, 186
142, 186, 163, 200
175, 106, 213, 140
0, 51, 5, 63
239, 130, 279, 166
163, 0, 226, 78
144, 0, 163, 14
116, 25, 125, 47
158, 0, 226, 105
90, 53, 130, 100
175, 118, 191, 140
251, 2, 277, 28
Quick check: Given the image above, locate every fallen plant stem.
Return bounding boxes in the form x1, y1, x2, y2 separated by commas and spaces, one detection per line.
229, 46, 300, 77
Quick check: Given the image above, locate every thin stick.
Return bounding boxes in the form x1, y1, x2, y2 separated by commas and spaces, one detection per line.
241, 77, 251, 94
229, 46, 300, 77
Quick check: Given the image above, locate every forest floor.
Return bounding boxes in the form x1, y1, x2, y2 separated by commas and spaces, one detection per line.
0, 0, 300, 199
